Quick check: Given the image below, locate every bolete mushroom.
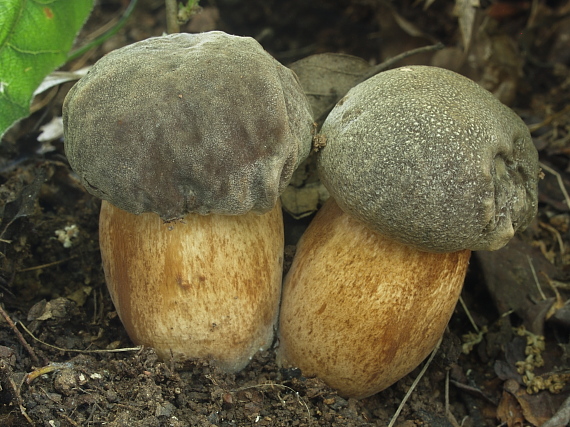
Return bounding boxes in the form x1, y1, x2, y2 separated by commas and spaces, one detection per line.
277, 66, 539, 398
63, 31, 314, 372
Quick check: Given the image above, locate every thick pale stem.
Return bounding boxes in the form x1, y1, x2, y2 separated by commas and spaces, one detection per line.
99, 200, 284, 373
277, 198, 471, 398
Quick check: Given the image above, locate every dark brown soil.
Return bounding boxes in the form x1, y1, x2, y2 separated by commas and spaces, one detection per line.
1, 0, 569, 426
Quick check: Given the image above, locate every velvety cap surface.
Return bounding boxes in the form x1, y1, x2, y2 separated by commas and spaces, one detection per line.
64, 31, 314, 219
318, 66, 539, 252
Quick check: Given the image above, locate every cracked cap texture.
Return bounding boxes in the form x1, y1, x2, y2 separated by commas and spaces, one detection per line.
64, 31, 314, 220
318, 65, 539, 253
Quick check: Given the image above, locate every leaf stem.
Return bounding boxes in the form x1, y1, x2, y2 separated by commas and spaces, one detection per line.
165, 0, 180, 34
358, 42, 445, 83
67, 0, 139, 63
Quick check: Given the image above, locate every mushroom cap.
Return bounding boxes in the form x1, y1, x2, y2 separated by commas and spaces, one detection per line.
318, 65, 539, 253
63, 31, 314, 220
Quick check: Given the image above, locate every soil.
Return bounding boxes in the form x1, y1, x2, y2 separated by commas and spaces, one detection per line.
1, 0, 570, 426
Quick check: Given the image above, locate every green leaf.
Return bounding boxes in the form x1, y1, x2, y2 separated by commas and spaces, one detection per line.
0, 0, 94, 138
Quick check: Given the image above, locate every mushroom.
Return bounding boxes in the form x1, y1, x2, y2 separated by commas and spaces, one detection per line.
63, 31, 314, 372
276, 66, 539, 398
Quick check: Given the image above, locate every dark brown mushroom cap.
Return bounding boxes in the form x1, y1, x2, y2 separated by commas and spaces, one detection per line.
63, 31, 314, 220
317, 66, 539, 253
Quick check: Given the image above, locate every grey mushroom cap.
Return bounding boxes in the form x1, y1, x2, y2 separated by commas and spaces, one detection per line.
317, 65, 539, 253
63, 31, 314, 220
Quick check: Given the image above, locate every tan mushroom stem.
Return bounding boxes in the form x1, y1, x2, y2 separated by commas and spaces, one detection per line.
277, 198, 470, 399
100, 200, 284, 373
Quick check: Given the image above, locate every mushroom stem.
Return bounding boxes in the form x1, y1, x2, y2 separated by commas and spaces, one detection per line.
276, 198, 471, 399
99, 200, 284, 373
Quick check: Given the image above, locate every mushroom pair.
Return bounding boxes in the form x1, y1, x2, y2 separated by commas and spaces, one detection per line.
63, 31, 314, 372
276, 66, 540, 398
64, 31, 539, 397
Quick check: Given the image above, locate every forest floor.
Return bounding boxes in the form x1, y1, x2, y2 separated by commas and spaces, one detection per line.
1, 0, 570, 425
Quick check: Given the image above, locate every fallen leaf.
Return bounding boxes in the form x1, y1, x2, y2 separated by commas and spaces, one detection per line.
289, 53, 371, 122
497, 388, 525, 427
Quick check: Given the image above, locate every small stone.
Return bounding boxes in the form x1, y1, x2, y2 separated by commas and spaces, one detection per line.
155, 401, 176, 417
53, 369, 77, 396
106, 389, 119, 403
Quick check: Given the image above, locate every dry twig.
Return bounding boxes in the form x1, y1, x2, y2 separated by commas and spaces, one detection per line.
0, 359, 34, 425
18, 322, 141, 354
357, 42, 445, 83
0, 304, 42, 366
388, 336, 443, 427
540, 162, 570, 209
